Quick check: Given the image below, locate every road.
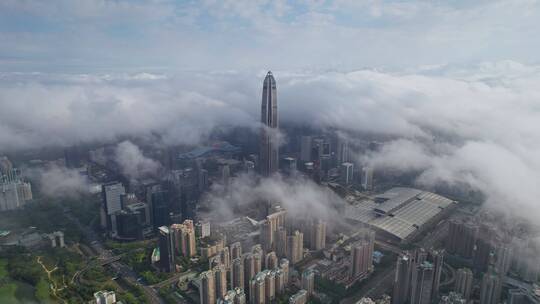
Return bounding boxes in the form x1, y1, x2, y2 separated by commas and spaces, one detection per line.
64, 209, 165, 304
340, 267, 395, 304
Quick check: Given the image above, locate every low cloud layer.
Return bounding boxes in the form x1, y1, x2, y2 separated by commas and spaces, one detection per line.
1, 61, 540, 224
203, 173, 344, 223
114, 140, 162, 181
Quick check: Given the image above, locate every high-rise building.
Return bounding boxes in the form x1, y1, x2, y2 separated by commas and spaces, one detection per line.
430, 250, 444, 300
264, 270, 276, 302
280, 258, 289, 286
0, 171, 32, 212
249, 272, 266, 304
337, 137, 350, 164
351, 240, 374, 278
170, 220, 197, 257
158, 226, 175, 272
151, 190, 170, 230
310, 220, 326, 250
300, 136, 312, 163
101, 182, 125, 234
214, 265, 228, 300
495, 244, 513, 275
94, 290, 116, 304
392, 254, 412, 304
410, 261, 434, 304
276, 227, 288, 258
244, 253, 256, 291
231, 242, 243, 260
231, 258, 245, 290
259, 71, 279, 177
274, 269, 285, 294
480, 270, 502, 304
200, 270, 216, 304
195, 220, 211, 239
362, 167, 374, 191
287, 230, 304, 264
340, 162, 354, 186
446, 220, 478, 259
302, 269, 315, 296
265, 251, 278, 270
281, 157, 297, 175
454, 268, 473, 300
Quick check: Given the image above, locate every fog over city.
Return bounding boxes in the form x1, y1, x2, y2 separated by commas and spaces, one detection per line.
3, 62, 540, 223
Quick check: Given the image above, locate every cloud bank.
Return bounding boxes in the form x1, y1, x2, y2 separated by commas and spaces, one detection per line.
1, 61, 540, 223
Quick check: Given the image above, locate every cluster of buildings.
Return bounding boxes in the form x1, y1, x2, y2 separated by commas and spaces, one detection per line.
0, 157, 33, 212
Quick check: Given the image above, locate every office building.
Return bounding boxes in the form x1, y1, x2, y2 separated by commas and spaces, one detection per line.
200, 270, 216, 304
259, 71, 279, 177
302, 270, 315, 296
337, 137, 350, 164
158, 226, 175, 272
340, 162, 354, 186
102, 182, 125, 222
300, 136, 312, 163
454, 268, 473, 300
151, 190, 170, 230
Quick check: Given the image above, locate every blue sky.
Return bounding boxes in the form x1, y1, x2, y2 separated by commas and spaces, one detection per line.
1, 0, 539, 72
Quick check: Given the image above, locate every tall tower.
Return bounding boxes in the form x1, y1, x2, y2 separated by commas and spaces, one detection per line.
260, 71, 279, 177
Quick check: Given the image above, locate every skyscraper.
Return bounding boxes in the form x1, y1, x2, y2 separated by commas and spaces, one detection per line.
410, 261, 434, 304
340, 162, 354, 186
158, 226, 175, 272
259, 71, 279, 176
392, 254, 412, 304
